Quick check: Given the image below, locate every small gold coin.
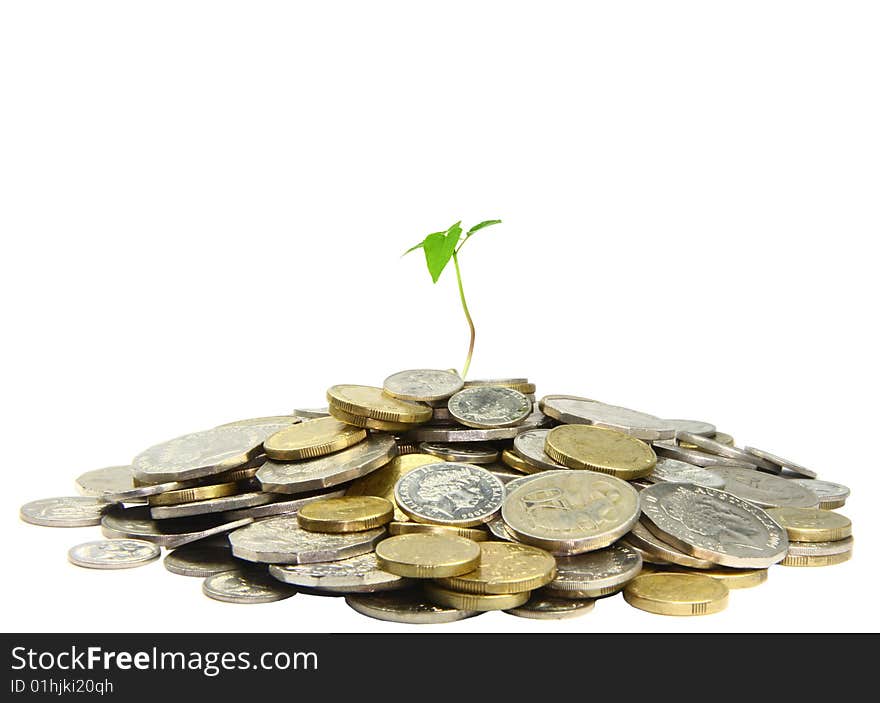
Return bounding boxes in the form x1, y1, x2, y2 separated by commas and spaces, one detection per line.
501, 448, 541, 474
436, 542, 557, 595
545, 425, 656, 479
388, 521, 489, 542
147, 481, 240, 507
326, 385, 432, 424
375, 533, 481, 578
672, 567, 768, 589
623, 573, 729, 616
680, 431, 734, 450
328, 403, 417, 432
264, 417, 367, 461
781, 550, 853, 567
297, 496, 394, 533
423, 583, 531, 611
346, 453, 440, 521
766, 507, 852, 542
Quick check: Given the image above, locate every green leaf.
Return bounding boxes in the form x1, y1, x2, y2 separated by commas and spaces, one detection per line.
466, 219, 502, 236
421, 222, 462, 283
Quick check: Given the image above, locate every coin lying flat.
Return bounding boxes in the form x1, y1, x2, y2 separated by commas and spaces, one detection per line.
269, 551, 410, 593
148, 481, 240, 507
394, 463, 505, 527
401, 410, 551, 442
101, 506, 254, 548
743, 446, 817, 479
423, 583, 530, 611
20, 497, 111, 527
446, 386, 532, 429
326, 385, 433, 424
150, 491, 275, 520
513, 429, 565, 471
297, 496, 394, 533
785, 537, 854, 558
653, 443, 758, 469
437, 542, 556, 595
646, 457, 726, 489
419, 441, 499, 464
375, 533, 481, 578
464, 378, 535, 394
788, 479, 850, 509
102, 479, 193, 504
623, 573, 728, 616
264, 417, 367, 461
676, 566, 768, 589
388, 521, 489, 541
216, 416, 301, 428
502, 471, 640, 555
221, 486, 348, 521
622, 520, 716, 569
345, 591, 480, 624
328, 403, 418, 432
504, 594, 595, 620
383, 369, 464, 402
539, 396, 675, 441
674, 433, 780, 473
68, 539, 160, 570
781, 547, 853, 567
707, 467, 820, 509
293, 408, 331, 419
765, 507, 852, 542
345, 452, 439, 521
665, 419, 717, 437
202, 568, 296, 604
639, 483, 788, 568
75, 466, 136, 498
545, 425, 656, 479
545, 543, 643, 598
164, 544, 241, 577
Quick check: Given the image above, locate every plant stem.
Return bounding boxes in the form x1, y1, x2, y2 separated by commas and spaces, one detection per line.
452, 251, 475, 379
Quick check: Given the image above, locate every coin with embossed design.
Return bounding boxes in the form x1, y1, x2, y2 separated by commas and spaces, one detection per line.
345, 453, 439, 521
707, 467, 819, 509
375, 533, 481, 578
345, 591, 480, 624
75, 466, 137, 498
395, 463, 504, 527
264, 417, 367, 461
545, 425, 656, 479
401, 410, 551, 442
297, 496, 393, 533
164, 544, 241, 577
647, 457, 726, 489
269, 551, 409, 593
68, 539, 160, 569
622, 520, 715, 569
765, 507, 851, 542
20, 497, 111, 527
437, 542, 556, 594
327, 385, 433, 424
446, 386, 532, 429
202, 568, 296, 604
383, 369, 464, 402
504, 594, 595, 619
540, 396, 675, 441
788, 479, 849, 509
513, 429, 565, 471
545, 543, 643, 598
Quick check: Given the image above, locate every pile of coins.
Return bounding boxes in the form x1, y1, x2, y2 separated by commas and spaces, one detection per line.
19, 370, 854, 622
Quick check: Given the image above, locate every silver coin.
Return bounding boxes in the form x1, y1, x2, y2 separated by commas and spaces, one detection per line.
786, 536, 854, 557
394, 463, 505, 527
743, 446, 818, 479
383, 369, 464, 402
292, 407, 331, 419
504, 594, 595, 620
101, 506, 253, 548
269, 552, 410, 593
675, 433, 780, 473
621, 520, 716, 569
706, 467, 820, 509
74, 466, 136, 497
68, 539, 160, 569
345, 591, 480, 624
402, 410, 551, 442
639, 482, 789, 568
653, 442, 758, 469
485, 517, 518, 542
647, 457, 726, 489
788, 479, 850, 507
664, 419, 717, 437
164, 544, 241, 577
228, 515, 385, 564
221, 486, 348, 521
547, 543, 643, 597
257, 434, 397, 494
446, 387, 532, 429
540, 395, 675, 441
102, 479, 192, 504
150, 491, 275, 520
418, 441, 499, 464
20, 497, 111, 527
216, 415, 301, 428
513, 429, 564, 471
202, 568, 296, 604
464, 377, 529, 386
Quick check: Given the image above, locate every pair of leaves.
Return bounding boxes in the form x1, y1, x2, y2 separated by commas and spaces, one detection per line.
404, 219, 502, 283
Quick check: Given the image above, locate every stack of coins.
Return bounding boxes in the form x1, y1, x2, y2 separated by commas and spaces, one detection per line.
18, 369, 854, 621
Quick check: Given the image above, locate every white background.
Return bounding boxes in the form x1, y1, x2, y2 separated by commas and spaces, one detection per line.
1, 1, 877, 633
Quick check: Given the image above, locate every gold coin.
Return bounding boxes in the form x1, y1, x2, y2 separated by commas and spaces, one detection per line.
501, 448, 541, 474
346, 453, 440, 521
328, 403, 417, 432
212, 465, 261, 483
670, 567, 768, 589
388, 521, 489, 542
375, 533, 481, 578
297, 496, 394, 533
326, 385, 432, 424
781, 550, 853, 567
679, 431, 734, 450
436, 542, 557, 595
264, 417, 366, 461
423, 583, 530, 611
766, 507, 852, 542
545, 425, 656, 479
623, 573, 729, 616
147, 481, 240, 507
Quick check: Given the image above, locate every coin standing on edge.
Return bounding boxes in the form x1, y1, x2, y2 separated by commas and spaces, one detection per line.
68, 539, 160, 570
647, 457, 726, 489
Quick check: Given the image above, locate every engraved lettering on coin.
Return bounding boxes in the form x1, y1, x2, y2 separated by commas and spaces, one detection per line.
269, 552, 410, 592
548, 543, 643, 593
394, 463, 505, 526
446, 387, 532, 429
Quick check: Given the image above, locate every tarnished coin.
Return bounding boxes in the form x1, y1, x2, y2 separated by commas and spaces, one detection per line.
446, 387, 532, 429
101, 506, 253, 548
150, 491, 275, 520
383, 369, 464, 402
375, 533, 481, 578
221, 487, 348, 521
264, 417, 367, 461
148, 481, 240, 507
545, 425, 656, 480
502, 471, 640, 555
785, 537, 854, 558
75, 466, 136, 498
388, 521, 489, 541
20, 497, 111, 527
639, 483, 788, 568
326, 385, 432, 424
539, 396, 675, 441
623, 573, 728, 616
653, 443, 758, 469
437, 542, 557, 594
258, 434, 398, 494
788, 479, 850, 509
665, 419, 717, 437
297, 496, 394, 533
674, 433, 780, 473
765, 507, 852, 542
419, 442, 499, 464
743, 446, 818, 479
345, 452, 440, 521
513, 429, 565, 471
707, 467, 820, 509
345, 591, 480, 624
395, 463, 505, 527
269, 552, 409, 593
68, 539, 160, 570
504, 594, 595, 620
423, 583, 530, 611
202, 568, 296, 604
401, 410, 551, 442
647, 457, 726, 489
164, 544, 241, 577
545, 543, 643, 598
622, 520, 716, 569
228, 515, 385, 564
216, 416, 301, 428
501, 448, 541, 474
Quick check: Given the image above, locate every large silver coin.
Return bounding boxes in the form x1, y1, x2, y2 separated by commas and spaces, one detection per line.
419, 441, 499, 464
788, 479, 850, 508
100, 506, 253, 548
664, 419, 717, 437
639, 482, 789, 568
743, 446, 818, 479
257, 434, 397, 494
513, 429, 564, 471
345, 591, 480, 624
647, 457, 726, 489
75, 466, 136, 497
221, 486, 347, 521
150, 491, 275, 520
707, 467, 820, 509
446, 387, 532, 429
269, 552, 410, 593
20, 497, 111, 527
502, 471, 640, 555
402, 410, 551, 442
539, 396, 675, 441
164, 544, 240, 577
546, 543, 643, 597
228, 515, 386, 564
132, 422, 293, 484
654, 442, 758, 469
675, 433, 780, 473
383, 369, 464, 402
621, 520, 716, 569
68, 539, 160, 569
202, 569, 296, 604
394, 463, 505, 527
503, 594, 595, 620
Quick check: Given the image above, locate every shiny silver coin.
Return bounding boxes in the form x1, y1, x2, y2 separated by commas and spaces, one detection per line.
664, 419, 717, 437
100, 506, 253, 548
257, 434, 397, 494
402, 410, 551, 442
539, 395, 675, 441
504, 594, 595, 620
150, 491, 275, 520
383, 369, 464, 402
418, 441, 499, 464
20, 497, 111, 527
675, 433, 780, 473
228, 515, 386, 564
788, 479, 850, 508
653, 442, 758, 469
75, 466, 136, 498
345, 591, 480, 624
68, 539, 160, 570
512, 429, 564, 471
743, 446, 818, 479
394, 463, 505, 527
706, 467, 820, 509
221, 486, 347, 521
485, 517, 518, 542
447, 387, 532, 429
216, 416, 301, 428
547, 543, 643, 597
292, 407, 331, 419
640, 482, 788, 568
647, 457, 726, 489
202, 568, 296, 604
164, 544, 240, 577
786, 537, 854, 557
269, 552, 410, 593
621, 520, 716, 569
